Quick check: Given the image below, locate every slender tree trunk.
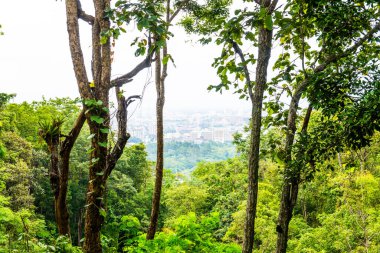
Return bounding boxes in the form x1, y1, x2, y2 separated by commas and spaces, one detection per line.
147, 46, 166, 240
55, 156, 71, 236
147, 0, 170, 239
274, 19, 380, 253
47, 135, 65, 235
276, 105, 312, 253
242, 13, 274, 253
77, 209, 83, 246
276, 178, 299, 253
82, 0, 113, 250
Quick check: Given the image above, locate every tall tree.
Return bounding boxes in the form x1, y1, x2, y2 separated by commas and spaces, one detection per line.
240, 2, 278, 252
187, 0, 279, 251
146, 0, 184, 240
64, 0, 158, 251
272, 1, 380, 251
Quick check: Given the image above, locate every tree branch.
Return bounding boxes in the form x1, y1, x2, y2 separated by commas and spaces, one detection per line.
296, 20, 380, 99
169, 0, 190, 23
169, 8, 181, 24
269, 0, 279, 13
60, 109, 86, 157
110, 50, 154, 88
103, 88, 129, 180
286, 21, 380, 155
126, 95, 141, 107
65, 0, 92, 99
77, 0, 95, 25
230, 40, 254, 101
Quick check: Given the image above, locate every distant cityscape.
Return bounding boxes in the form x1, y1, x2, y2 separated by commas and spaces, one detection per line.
127, 109, 250, 144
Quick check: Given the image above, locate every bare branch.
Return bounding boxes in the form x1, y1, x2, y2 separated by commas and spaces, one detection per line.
77, 0, 95, 25
60, 109, 86, 156
169, 8, 182, 23
269, 0, 279, 13
230, 40, 254, 101
110, 50, 154, 88
103, 93, 141, 180
126, 95, 142, 107
169, 0, 191, 23
104, 87, 129, 180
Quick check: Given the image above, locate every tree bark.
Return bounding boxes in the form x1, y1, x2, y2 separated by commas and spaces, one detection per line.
83, 0, 111, 250
147, 42, 166, 240
242, 2, 276, 252
276, 105, 312, 253
77, 208, 83, 246
43, 109, 86, 238
146, 0, 171, 240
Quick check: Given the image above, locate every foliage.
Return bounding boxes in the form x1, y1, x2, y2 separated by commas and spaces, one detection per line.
146, 141, 236, 171
1, 0, 380, 251
124, 212, 241, 253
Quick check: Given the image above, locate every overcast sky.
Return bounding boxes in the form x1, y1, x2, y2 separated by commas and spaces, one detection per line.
0, 0, 254, 115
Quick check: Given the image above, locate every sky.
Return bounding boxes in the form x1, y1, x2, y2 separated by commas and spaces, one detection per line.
0, 0, 252, 115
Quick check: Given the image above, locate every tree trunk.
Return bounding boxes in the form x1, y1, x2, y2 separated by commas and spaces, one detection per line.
276, 105, 312, 253
147, 0, 171, 239
55, 155, 71, 237
242, 13, 274, 253
82, 0, 112, 250
77, 209, 83, 246
83, 117, 109, 252
44, 110, 85, 238
47, 135, 69, 236
276, 178, 299, 253
147, 45, 166, 240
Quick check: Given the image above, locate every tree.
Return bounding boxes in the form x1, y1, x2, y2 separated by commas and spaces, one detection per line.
272, 1, 380, 251
185, 0, 279, 251
146, 0, 184, 240
64, 0, 166, 250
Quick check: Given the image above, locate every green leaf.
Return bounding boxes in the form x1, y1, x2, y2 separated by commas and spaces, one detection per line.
100, 36, 108, 45
100, 128, 110, 134
98, 142, 108, 148
87, 133, 96, 139
86, 148, 95, 154
90, 116, 105, 124
96, 171, 104, 176
264, 15, 273, 30
99, 208, 107, 218
162, 55, 170, 65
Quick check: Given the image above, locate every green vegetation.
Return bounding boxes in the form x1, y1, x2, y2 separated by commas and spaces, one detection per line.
1, 0, 380, 251
146, 141, 236, 172
1, 96, 380, 252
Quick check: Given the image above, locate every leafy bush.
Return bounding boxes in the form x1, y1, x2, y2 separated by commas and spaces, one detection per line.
122, 212, 241, 252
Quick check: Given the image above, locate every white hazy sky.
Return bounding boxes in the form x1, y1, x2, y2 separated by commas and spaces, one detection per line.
0, 0, 253, 114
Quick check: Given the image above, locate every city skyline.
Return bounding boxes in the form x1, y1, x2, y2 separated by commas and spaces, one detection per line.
128, 109, 250, 144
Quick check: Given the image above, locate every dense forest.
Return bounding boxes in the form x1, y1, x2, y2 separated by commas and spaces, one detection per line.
1, 0, 380, 252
